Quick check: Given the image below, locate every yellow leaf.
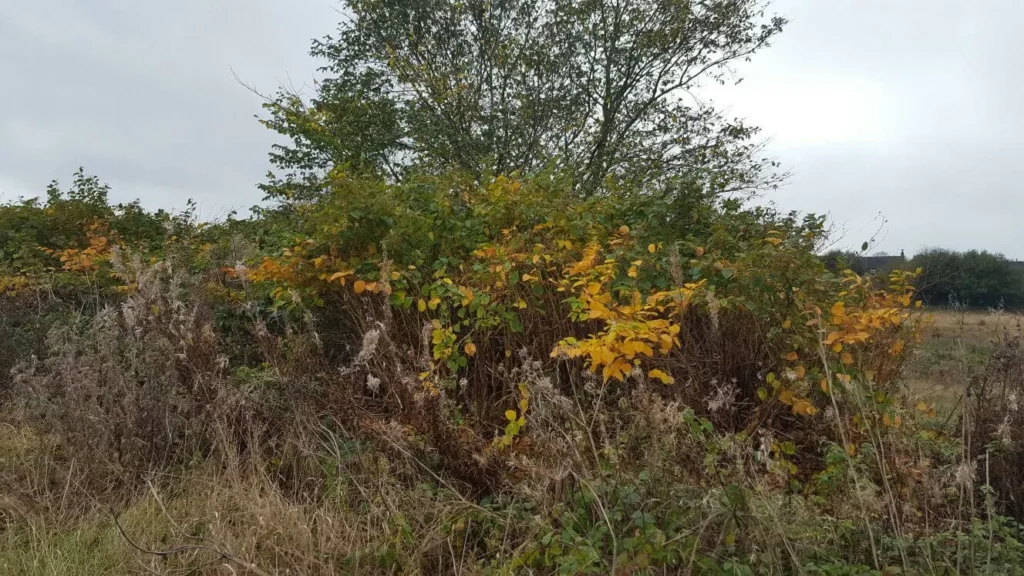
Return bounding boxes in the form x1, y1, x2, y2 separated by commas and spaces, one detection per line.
648, 243, 657, 253
586, 282, 602, 295
519, 398, 529, 412
841, 352, 854, 365
782, 319, 792, 329
648, 369, 674, 384
353, 280, 367, 294
890, 340, 904, 355
390, 271, 401, 280
783, 351, 798, 361
628, 265, 638, 278
882, 413, 892, 426
695, 246, 705, 257
846, 443, 857, 455
417, 299, 427, 312
517, 299, 527, 309
505, 410, 517, 422
820, 378, 830, 393
830, 302, 845, 317
779, 388, 794, 405
428, 297, 441, 310
658, 333, 673, 353
832, 342, 843, 353
618, 225, 630, 235
464, 342, 477, 356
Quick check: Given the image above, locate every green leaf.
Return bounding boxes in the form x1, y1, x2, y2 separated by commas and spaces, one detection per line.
508, 314, 523, 333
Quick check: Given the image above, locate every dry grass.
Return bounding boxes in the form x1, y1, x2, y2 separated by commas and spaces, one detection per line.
905, 307, 1015, 415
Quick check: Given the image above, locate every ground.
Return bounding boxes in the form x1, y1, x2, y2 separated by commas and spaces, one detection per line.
905, 307, 1019, 414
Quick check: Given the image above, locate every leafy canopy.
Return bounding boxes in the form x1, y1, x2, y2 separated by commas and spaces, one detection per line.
261, 0, 785, 200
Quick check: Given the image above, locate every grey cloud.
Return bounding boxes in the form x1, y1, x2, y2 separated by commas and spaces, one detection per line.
719, 0, 1024, 258
0, 0, 336, 213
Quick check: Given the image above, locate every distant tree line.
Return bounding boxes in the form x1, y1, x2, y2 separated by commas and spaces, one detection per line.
823, 248, 1024, 309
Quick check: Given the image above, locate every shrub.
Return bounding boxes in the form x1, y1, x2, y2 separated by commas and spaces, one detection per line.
2, 170, 1022, 573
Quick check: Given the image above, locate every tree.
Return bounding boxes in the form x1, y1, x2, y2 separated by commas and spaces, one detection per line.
260, 0, 785, 201
821, 249, 865, 275
912, 248, 1024, 309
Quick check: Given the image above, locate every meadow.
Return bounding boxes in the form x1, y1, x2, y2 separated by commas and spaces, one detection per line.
906, 308, 1013, 415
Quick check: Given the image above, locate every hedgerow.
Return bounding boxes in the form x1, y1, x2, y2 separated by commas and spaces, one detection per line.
3, 166, 1022, 574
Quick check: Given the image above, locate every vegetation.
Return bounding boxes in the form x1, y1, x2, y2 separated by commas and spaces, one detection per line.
3, 1, 1024, 574
823, 248, 1024, 310
911, 249, 1024, 309
260, 0, 784, 200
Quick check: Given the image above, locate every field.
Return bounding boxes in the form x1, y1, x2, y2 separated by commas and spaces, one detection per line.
905, 307, 1019, 415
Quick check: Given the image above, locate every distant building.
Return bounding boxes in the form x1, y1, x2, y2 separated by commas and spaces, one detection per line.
858, 250, 906, 274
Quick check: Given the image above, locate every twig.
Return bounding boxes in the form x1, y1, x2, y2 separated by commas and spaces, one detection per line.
110, 509, 271, 576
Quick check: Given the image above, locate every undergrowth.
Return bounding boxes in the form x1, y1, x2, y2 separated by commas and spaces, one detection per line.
2, 172, 1023, 574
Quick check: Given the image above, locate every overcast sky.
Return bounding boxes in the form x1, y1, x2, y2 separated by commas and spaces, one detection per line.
1, 0, 1022, 257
